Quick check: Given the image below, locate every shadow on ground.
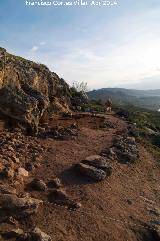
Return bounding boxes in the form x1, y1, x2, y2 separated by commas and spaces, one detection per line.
59, 166, 97, 186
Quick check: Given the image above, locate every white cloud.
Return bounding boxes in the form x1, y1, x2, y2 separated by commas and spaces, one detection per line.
30, 46, 39, 52
55, 8, 160, 89
24, 6, 160, 90
43, 32, 160, 89
29, 42, 46, 54
40, 41, 46, 46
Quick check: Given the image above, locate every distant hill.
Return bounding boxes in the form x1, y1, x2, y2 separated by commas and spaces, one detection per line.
88, 88, 160, 111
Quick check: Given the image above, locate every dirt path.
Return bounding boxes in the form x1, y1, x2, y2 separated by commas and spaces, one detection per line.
22, 114, 160, 241
1, 113, 160, 241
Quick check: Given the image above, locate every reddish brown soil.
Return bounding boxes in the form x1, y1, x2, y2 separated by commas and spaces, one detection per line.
1, 113, 160, 241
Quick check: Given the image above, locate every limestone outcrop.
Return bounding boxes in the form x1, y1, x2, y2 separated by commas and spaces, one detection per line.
0, 47, 71, 133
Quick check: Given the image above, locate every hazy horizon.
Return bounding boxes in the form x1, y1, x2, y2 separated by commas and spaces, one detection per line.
90, 87, 160, 91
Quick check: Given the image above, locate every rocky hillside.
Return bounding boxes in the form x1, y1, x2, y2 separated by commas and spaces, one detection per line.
0, 47, 72, 133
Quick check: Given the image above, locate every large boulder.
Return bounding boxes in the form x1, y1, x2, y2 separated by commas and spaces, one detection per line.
76, 163, 107, 181
0, 47, 71, 133
81, 155, 112, 174
75, 155, 112, 181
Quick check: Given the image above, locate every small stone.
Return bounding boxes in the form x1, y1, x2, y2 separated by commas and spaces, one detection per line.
6, 216, 18, 225
47, 178, 62, 189
127, 199, 132, 205
0, 167, 15, 179
149, 207, 160, 216
1, 228, 24, 239
18, 168, 29, 177
25, 162, 34, 171
71, 123, 78, 129
7, 146, 14, 152
33, 156, 41, 162
11, 156, 20, 163
126, 137, 136, 145
69, 202, 82, 210
48, 189, 68, 203
38, 127, 46, 132
34, 163, 41, 168
30, 178, 47, 191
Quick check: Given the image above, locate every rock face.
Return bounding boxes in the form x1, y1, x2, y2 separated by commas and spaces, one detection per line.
0, 47, 71, 133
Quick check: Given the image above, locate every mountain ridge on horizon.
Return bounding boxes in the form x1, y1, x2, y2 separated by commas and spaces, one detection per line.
90, 87, 160, 93
88, 87, 160, 110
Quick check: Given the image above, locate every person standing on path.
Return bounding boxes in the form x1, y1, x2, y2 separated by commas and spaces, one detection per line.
105, 98, 112, 113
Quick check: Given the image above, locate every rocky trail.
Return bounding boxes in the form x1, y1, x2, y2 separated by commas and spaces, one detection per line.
0, 112, 160, 241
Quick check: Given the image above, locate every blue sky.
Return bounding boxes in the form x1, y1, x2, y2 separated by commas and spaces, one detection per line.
1, 0, 160, 89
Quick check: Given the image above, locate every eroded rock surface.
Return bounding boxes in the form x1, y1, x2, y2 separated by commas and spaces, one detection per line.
0, 47, 71, 133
